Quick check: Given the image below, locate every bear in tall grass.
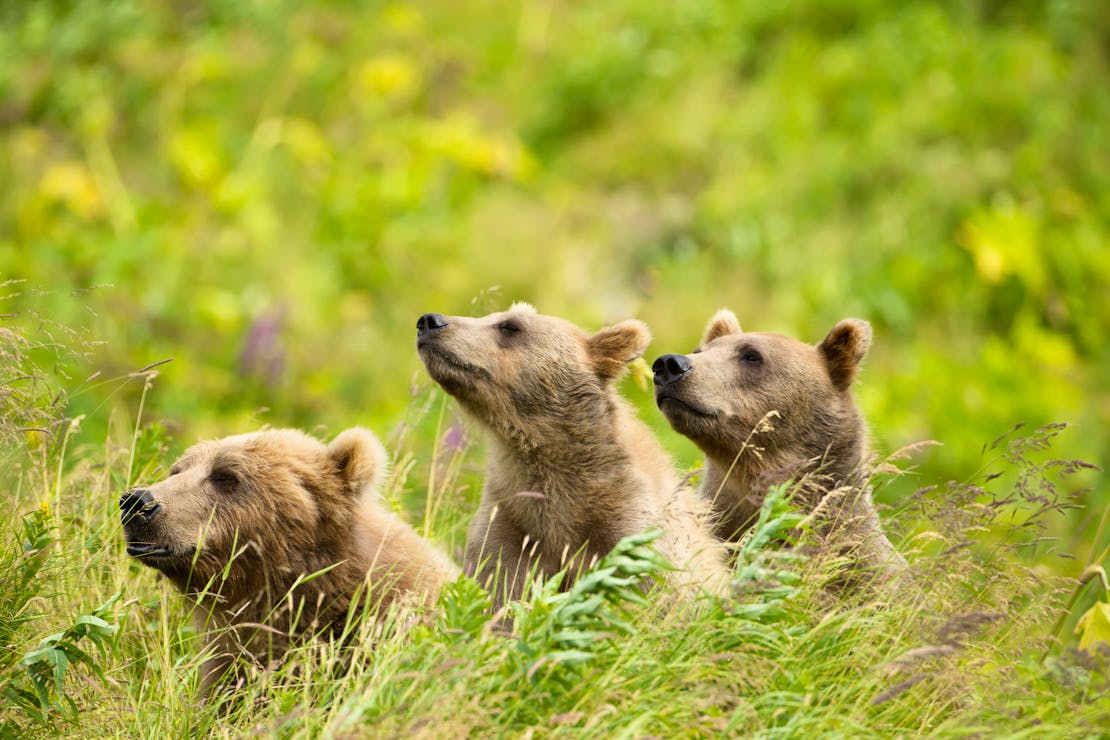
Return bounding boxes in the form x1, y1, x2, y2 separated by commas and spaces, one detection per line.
416, 303, 729, 610
652, 309, 906, 582
120, 427, 458, 696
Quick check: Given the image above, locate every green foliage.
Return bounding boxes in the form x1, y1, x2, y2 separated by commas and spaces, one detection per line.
0, 505, 124, 731
728, 483, 808, 623
10, 508, 52, 607
5, 596, 121, 725
0, 0, 1109, 735
0, 508, 54, 680
433, 572, 493, 647
507, 529, 667, 686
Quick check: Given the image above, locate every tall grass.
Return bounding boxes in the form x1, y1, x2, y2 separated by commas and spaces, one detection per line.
0, 315, 1107, 738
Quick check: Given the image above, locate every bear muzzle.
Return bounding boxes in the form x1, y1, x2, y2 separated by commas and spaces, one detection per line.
416, 312, 449, 339
652, 355, 718, 420
652, 353, 693, 387
120, 489, 176, 561
120, 488, 162, 526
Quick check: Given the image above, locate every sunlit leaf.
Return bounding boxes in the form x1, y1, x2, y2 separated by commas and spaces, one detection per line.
628, 356, 652, 392
1075, 599, 1110, 653
957, 203, 1044, 293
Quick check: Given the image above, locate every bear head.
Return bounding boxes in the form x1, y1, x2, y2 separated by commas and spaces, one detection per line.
652, 309, 871, 478
120, 427, 387, 599
415, 303, 650, 444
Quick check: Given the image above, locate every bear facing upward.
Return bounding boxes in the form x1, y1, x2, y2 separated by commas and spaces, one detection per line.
416, 303, 729, 610
120, 427, 458, 696
652, 309, 906, 580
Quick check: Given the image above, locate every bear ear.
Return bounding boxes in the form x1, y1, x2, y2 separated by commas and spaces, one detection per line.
701, 308, 742, 345
508, 301, 537, 315
818, 319, 872, 390
587, 319, 652, 382
327, 427, 388, 498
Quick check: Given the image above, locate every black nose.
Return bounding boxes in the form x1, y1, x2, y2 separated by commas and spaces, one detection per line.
652, 354, 693, 386
417, 313, 448, 335
120, 489, 160, 525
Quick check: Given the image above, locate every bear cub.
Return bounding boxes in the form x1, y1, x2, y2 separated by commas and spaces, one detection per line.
121, 427, 458, 696
416, 303, 729, 610
652, 309, 906, 581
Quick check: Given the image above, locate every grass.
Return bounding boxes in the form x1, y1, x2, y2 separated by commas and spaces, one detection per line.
0, 318, 1108, 738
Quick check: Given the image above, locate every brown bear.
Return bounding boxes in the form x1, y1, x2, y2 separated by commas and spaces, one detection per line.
120, 427, 458, 696
651, 309, 906, 581
415, 303, 729, 611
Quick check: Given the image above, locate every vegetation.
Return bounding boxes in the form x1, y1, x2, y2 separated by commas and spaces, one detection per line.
1, 0, 1108, 735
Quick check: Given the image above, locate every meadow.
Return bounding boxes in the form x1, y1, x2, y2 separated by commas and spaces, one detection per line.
1, 0, 1109, 736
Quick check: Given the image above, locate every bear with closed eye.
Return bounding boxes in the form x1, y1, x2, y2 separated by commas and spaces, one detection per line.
416, 303, 729, 611
652, 310, 906, 584
120, 427, 458, 696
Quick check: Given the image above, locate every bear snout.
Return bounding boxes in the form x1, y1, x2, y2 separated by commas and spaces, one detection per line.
652, 354, 693, 387
120, 488, 162, 526
416, 312, 449, 338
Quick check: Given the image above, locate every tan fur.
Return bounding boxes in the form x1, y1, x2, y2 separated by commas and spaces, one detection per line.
653, 310, 906, 581
417, 306, 729, 610
121, 427, 458, 696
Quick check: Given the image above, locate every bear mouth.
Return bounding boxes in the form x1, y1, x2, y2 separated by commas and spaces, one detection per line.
126, 542, 175, 559
418, 343, 481, 372
125, 540, 196, 566
655, 392, 717, 419
417, 345, 490, 393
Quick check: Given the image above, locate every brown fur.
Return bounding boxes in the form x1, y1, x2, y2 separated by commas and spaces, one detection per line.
417, 303, 729, 610
653, 309, 906, 580
121, 427, 458, 695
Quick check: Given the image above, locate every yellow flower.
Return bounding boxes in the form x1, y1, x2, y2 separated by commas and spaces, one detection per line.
355, 54, 420, 98
39, 161, 104, 220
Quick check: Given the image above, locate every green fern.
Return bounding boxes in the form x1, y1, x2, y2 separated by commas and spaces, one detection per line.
727, 483, 808, 624
509, 529, 668, 685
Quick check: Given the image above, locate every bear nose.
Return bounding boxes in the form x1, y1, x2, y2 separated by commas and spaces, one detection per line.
652, 354, 693, 386
120, 489, 161, 525
417, 313, 448, 336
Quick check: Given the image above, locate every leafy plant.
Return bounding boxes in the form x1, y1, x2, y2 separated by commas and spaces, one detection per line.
3, 596, 122, 725
507, 529, 669, 687
0, 507, 53, 649
0, 503, 124, 729
727, 482, 808, 624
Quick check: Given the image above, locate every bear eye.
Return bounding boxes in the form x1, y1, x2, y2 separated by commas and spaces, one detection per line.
740, 349, 763, 365
209, 470, 239, 491
497, 320, 523, 336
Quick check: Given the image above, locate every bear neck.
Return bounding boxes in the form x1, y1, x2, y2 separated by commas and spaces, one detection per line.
700, 415, 868, 539
183, 535, 364, 638
484, 394, 653, 510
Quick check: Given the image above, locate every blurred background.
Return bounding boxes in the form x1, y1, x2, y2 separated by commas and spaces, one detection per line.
1, 1, 1107, 559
